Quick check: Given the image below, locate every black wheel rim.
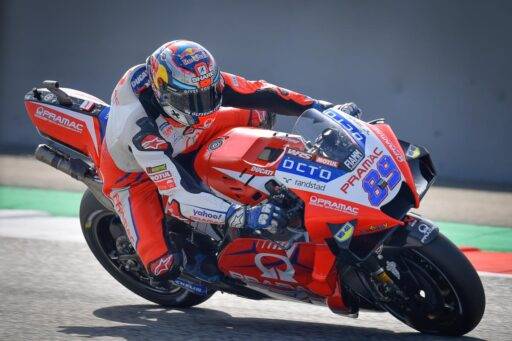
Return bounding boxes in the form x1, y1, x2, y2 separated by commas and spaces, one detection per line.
91, 211, 183, 295
366, 248, 463, 333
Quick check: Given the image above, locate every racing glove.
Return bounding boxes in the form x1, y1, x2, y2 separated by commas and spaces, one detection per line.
332, 102, 362, 119
226, 203, 287, 233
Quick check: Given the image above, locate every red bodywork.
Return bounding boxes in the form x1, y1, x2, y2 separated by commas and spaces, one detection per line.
195, 122, 417, 312
195, 127, 304, 205
218, 239, 339, 304
25, 90, 417, 312
24, 90, 105, 166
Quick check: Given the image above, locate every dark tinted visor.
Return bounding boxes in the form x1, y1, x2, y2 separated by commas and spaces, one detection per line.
161, 81, 223, 116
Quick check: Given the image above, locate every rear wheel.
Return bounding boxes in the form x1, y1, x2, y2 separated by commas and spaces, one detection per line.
79, 189, 214, 307
371, 234, 485, 336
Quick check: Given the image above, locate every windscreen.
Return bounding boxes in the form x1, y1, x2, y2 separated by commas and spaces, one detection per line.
291, 109, 365, 170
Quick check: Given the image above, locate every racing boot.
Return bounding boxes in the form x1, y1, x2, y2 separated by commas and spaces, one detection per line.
147, 244, 184, 289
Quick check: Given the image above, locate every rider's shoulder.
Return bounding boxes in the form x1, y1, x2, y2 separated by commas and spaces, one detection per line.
221, 71, 264, 94
112, 64, 150, 104
221, 71, 244, 88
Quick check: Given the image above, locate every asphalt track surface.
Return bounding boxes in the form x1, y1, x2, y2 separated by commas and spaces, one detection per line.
0, 211, 511, 340
1, 156, 512, 340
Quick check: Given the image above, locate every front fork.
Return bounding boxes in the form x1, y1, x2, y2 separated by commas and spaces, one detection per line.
331, 213, 440, 313
359, 253, 408, 302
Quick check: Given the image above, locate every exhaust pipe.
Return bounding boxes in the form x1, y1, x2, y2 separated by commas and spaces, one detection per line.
35, 144, 114, 211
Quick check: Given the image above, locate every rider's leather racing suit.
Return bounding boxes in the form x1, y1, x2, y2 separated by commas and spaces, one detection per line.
99, 64, 332, 274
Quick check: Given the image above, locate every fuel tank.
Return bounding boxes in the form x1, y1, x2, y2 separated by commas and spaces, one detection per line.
194, 127, 304, 205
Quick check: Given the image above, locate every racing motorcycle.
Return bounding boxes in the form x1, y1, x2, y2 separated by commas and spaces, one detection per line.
24, 81, 485, 336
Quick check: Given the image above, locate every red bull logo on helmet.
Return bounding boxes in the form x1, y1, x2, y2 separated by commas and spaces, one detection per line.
178, 47, 209, 66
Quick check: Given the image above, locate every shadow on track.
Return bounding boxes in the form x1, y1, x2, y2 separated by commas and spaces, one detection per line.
58, 304, 484, 340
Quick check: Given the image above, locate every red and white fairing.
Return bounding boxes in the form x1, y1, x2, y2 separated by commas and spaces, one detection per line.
24, 88, 106, 165
194, 109, 420, 310
195, 109, 418, 241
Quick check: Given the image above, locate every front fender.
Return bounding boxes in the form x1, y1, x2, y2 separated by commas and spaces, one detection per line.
386, 213, 439, 248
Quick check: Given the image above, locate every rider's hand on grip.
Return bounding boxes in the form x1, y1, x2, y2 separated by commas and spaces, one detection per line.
226, 203, 286, 233
332, 102, 362, 119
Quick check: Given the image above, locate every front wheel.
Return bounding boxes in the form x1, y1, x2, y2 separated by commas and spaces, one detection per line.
372, 234, 485, 336
79, 189, 214, 308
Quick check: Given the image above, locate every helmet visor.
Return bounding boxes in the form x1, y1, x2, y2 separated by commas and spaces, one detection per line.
161, 82, 223, 117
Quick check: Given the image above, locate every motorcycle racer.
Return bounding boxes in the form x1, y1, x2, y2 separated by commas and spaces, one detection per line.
99, 40, 361, 282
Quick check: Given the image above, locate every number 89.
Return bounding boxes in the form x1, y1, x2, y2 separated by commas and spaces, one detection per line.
362, 155, 401, 206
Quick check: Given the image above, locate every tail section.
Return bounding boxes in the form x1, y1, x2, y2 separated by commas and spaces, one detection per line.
24, 83, 109, 166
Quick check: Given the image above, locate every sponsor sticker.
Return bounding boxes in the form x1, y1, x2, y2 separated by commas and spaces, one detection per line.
255, 253, 297, 283
173, 278, 208, 296
159, 122, 174, 139
406, 144, 421, 159
151, 254, 174, 276
191, 208, 225, 224
79, 100, 95, 112
340, 147, 383, 193
149, 170, 176, 190
179, 49, 208, 66
251, 165, 274, 176
405, 216, 438, 244
368, 224, 388, 232
141, 135, 168, 150
309, 195, 359, 215
292, 179, 326, 191
417, 223, 435, 243
334, 221, 355, 243
43, 93, 55, 102
386, 261, 401, 279
286, 148, 313, 160
130, 67, 150, 94
343, 149, 364, 170
315, 155, 339, 168
279, 176, 326, 191
372, 126, 404, 162
35, 106, 84, 133
192, 71, 214, 83
279, 156, 335, 183
146, 164, 167, 174
208, 138, 224, 151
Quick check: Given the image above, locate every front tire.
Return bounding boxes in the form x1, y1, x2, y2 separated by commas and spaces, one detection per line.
79, 189, 214, 308
379, 233, 485, 336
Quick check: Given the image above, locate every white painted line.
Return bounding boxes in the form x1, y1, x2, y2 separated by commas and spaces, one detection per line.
0, 209, 50, 218
478, 271, 512, 279
1, 210, 511, 279
0, 214, 84, 242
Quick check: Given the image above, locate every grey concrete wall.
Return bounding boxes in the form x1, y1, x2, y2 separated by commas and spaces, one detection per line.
1, 0, 511, 186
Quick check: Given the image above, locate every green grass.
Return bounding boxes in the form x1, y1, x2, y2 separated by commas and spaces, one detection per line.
437, 221, 512, 252
0, 186, 83, 217
0, 186, 511, 252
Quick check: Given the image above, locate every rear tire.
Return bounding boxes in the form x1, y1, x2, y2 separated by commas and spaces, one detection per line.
79, 189, 213, 308
380, 234, 485, 336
